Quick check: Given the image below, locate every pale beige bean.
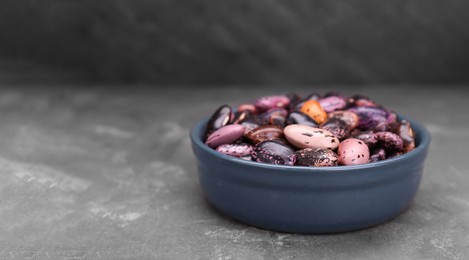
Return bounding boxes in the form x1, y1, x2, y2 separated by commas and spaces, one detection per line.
284, 124, 339, 150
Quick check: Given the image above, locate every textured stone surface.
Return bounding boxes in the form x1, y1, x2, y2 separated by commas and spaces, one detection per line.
0, 85, 467, 259
1, 1, 469, 84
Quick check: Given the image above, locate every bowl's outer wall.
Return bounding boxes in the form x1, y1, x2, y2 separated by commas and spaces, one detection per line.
190, 116, 430, 233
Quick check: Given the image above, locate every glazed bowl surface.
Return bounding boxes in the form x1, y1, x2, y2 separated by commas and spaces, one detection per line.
190, 116, 430, 233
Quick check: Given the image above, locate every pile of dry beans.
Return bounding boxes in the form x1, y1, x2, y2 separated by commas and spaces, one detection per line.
204, 92, 415, 166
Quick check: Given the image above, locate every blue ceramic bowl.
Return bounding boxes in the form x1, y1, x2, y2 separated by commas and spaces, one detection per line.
190, 116, 430, 234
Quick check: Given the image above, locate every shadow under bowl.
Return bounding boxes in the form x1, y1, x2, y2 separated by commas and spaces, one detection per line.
190, 116, 431, 234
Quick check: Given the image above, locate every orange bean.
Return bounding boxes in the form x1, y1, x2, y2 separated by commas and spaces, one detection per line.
300, 100, 327, 124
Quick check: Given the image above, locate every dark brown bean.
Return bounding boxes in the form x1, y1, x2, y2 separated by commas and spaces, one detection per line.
245, 125, 285, 144
206, 104, 232, 135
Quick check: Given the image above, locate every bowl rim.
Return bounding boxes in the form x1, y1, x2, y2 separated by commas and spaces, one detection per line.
190, 114, 431, 174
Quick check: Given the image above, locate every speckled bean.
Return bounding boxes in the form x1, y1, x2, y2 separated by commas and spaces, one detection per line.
347, 95, 379, 107
251, 140, 297, 165
320, 118, 349, 140
375, 131, 404, 152
338, 138, 370, 165
284, 124, 339, 150
240, 116, 261, 134
328, 111, 360, 131
296, 148, 339, 167
369, 148, 386, 163
319, 96, 347, 113
396, 120, 415, 152
255, 95, 290, 111
348, 106, 390, 131
350, 131, 379, 148
261, 108, 288, 126
216, 143, 253, 158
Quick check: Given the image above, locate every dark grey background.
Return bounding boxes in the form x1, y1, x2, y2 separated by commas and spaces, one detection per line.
1, 0, 468, 85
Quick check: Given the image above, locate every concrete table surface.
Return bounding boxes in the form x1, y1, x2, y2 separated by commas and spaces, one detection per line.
0, 85, 467, 259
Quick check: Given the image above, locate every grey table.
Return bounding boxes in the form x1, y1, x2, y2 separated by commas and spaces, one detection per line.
0, 85, 467, 259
